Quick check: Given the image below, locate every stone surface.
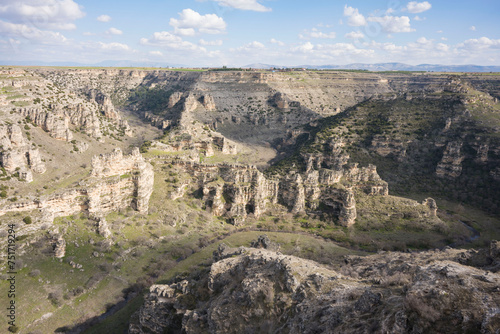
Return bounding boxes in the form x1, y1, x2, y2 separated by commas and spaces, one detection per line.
130, 241, 500, 334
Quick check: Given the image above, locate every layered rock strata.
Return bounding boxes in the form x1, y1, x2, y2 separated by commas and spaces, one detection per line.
0, 124, 46, 181
0, 148, 154, 220
169, 157, 388, 226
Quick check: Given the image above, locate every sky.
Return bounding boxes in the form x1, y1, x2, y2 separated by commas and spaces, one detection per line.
0, 0, 499, 67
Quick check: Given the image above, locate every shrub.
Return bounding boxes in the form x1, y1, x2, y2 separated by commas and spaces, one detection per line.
29, 269, 41, 277
23, 216, 32, 224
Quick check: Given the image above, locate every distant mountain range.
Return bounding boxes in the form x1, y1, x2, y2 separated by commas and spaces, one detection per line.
244, 62, 500, 72
1, 60, 499, 72
0, 60, 186, 68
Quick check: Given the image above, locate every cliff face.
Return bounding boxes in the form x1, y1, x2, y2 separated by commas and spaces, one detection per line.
0, 147, 154, 220
130, 238, 500, 334
169, 153, 389, 226
0, 124, 46, 181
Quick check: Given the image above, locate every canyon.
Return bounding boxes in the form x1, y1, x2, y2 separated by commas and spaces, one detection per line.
0, 67, 499, 333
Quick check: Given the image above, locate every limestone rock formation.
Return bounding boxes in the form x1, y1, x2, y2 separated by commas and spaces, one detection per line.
422, 198, 438, 217
436, 141, 464, 178
0, 147, 154, 220
0, 124, 46, 180
96, 217, 111, 239
130, 241, 500, 334
371, 135, 407, 161
53, 235, 66, 258
18, 107, 73, 141
168, 91, 183, 108
201, 94, 216, 111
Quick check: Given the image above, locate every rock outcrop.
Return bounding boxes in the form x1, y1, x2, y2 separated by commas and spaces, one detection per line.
169, 156, 388, 226
130, 239, 500, 334
0, 124, 46, 180
0, 148, 154, 220
436, 141, 465, 178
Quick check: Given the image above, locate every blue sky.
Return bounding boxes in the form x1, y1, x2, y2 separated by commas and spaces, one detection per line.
0, 0, 499, 66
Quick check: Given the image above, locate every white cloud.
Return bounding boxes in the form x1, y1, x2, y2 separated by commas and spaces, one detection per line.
436, 30, 443, 33
345, 31, 364, 39
270, 38, 285, 46
470, 26, 476, 31
199, 39, 223, 46
149, 50, 163, 56
97, 14, 111, 22
414, 15, 426, 21
293, 42, 314, 53
140, 31, 208, 52
106, 27, 122, 35
405, 1, 432, 14
231, 41, 265, 53
97, 42, 130, 51
416, 36, 432, 45
367, 16, 415, 33
0, 0, 85, 30
169, 9, 226, 35
343, 6, 367, 26
459, 37, 500, 50
299, 28, 335, 40
247, 41, 265, 49
0, 19, 67, 44
213, 0, 271, 12
436, 43, 449, 52
82, 31, 95, 36
386, 8, 395, 15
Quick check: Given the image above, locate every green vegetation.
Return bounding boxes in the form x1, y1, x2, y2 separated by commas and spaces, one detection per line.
129, 86, 177, 115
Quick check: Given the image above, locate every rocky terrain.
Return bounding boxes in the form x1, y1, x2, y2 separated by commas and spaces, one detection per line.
0, 66, 499, 333
130, 235, 500, 334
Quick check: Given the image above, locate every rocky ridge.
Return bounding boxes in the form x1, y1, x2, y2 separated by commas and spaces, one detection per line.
130, 237, 500, 334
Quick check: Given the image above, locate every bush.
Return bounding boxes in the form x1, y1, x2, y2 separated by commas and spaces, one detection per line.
29, 269, 41, 277
48, 290, 63, 307
23, 216, 32, 224
8, 325, 19, 333
0, 190, 7, 198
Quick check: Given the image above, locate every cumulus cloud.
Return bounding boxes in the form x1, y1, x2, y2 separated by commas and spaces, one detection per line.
405, 1, 432, 14
293, 42, 314, 53
414, 15, 426, 21
97, 41, 130, 51
230, 41, 265, 54
0, 19, 67, 44
140, 31, 207, 52
213, 0, 271, 12
367, 16, 415, 33
343, 6, 367, 26
299, 28, 336, 40
169, 9, 226, 35
345, 31, 365, 39
199, 39, 223, 46
458, 37, 500, 50
97, 14, 111, 22
0, 0, 85, 30
149, 50, 163, 56
436, 43, 449, 52
270, 38, 285, 46
470, 26, 476, 31
106, 27, 122, 35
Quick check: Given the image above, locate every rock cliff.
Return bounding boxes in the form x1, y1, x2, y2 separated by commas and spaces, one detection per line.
130, 238, 500, 334
0, 147, 154, 222
0, 124, 46, 181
